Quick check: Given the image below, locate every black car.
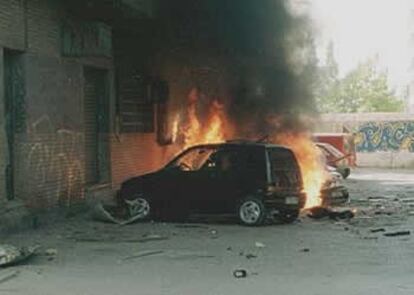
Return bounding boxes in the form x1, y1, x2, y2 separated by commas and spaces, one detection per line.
119, 141, 306, 225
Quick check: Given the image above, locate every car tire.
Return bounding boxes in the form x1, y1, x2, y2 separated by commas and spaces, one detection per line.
124, 193, 152, 221
278, 209, 299, 224
237, 196, 266, 226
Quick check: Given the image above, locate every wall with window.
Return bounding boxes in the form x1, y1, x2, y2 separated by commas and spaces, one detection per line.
0, 0, 115, 212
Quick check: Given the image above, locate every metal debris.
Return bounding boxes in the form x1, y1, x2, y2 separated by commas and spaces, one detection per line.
233, 269, 247, 278
122, 250, 164, 261
245, 254, 257, 259
383, 231, 411, 237
307, 207, 355, 220
370, 228, 386, 233
44, 248, 58, 256
255, 242, 266, 248
91, 202, 147, 225
0, 245, 39, 268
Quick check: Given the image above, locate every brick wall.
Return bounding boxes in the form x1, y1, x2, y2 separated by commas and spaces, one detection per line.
110, 133, 171, 188
0, 0, 115, 210
0, 0, 25, 50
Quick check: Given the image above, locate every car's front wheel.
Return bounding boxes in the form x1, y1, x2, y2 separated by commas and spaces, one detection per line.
238, 196, 266, 226
124, 193, 152, 221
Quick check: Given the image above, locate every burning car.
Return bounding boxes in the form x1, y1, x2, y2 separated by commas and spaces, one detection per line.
119, 141, 306, 226
320, 166, 350, 206
316, 142, 351, 179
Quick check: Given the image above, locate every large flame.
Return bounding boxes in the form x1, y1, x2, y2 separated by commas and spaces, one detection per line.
171, 89, 327, 209
173, 91, 230, 149
271, 132, 328, 208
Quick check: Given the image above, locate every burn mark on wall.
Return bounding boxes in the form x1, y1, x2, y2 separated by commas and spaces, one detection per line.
355, 121, 414, 152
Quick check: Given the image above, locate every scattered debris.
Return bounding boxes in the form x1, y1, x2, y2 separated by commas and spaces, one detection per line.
362, 236, 378, 240
226, 247, 232, 251
307, 206, 355, 220
44, 248, 58, 257
139, 234, 169, 243
300, 248, 310, 252
0, 270, 20, 284
245, 254, 257, 259
0, 245, 39, 268
255, 242, 266, 248
233, 269, 247, 278
210, 230, 217, 235
370, 228, 386, 233
91, 202, 146, 225
122, 250, 164, 261
169, 253, 215, 260
374, 211, 393, 216
383, 231, 411, 237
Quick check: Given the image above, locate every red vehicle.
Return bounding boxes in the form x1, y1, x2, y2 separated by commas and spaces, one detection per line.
314, 133, 356, 167
316, 142, 351, 179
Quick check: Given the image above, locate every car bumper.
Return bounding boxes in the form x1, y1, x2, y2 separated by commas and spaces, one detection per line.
264, 192, 306, 210
321, 186, 349, 206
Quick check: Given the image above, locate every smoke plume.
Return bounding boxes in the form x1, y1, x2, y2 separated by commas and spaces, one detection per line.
154, 0, 318, 138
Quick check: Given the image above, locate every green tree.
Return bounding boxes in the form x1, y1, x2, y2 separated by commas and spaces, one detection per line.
315, 41, 341, 112
315, 44, 403, 113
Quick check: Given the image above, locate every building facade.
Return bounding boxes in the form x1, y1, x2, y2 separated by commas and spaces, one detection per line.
0, 0, 167, 230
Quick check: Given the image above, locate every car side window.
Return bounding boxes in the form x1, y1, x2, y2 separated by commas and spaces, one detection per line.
201, 149, 239, 172
172, 147, 216, 171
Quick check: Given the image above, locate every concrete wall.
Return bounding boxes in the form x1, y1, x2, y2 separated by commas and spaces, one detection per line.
317, 113, 414, 168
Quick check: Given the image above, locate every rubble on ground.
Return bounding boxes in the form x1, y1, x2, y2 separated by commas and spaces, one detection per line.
0, 244, 39, 267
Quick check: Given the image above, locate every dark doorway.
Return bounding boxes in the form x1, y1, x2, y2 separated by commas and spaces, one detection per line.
3, 49, 25, 200
83, 67, 110, 185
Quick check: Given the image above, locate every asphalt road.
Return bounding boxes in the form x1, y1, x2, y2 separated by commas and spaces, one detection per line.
1, 168, 414, 295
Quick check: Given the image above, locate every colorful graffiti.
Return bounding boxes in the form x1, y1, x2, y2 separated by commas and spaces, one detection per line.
355, 121, 414, 152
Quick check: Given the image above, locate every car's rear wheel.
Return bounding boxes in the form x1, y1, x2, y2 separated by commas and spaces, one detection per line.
277, 209, 299, 224
124, 193, 152, 220
238, 197, 266, 226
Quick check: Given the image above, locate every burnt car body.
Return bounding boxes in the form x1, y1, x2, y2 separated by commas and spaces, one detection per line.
320, 166, 350, 206
316, 142, 351, 179
119, 141, 306, 225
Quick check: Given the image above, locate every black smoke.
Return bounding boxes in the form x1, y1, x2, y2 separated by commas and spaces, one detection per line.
154, 0, 317, 138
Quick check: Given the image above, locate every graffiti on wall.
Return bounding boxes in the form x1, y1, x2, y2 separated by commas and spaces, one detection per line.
355, 121, 414, 152
21, 115, 84, 208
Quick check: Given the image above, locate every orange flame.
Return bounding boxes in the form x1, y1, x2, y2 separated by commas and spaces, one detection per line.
175, 93, 230, 149
171, 89, 327, 209
272, 132, 328, 208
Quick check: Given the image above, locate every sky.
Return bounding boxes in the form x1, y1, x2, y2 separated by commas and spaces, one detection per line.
309, 0, 414, 89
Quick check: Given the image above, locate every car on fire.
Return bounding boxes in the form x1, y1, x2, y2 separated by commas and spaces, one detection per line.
320, 166, 350, 206
119, 141, 306, 226
316, 142, 351, 179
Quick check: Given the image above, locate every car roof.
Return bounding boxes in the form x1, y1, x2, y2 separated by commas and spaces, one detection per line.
185, 141, 293, 152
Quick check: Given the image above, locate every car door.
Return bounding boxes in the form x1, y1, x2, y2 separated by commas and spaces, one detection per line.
194, 148, 242, 213
165, 146, 217, 212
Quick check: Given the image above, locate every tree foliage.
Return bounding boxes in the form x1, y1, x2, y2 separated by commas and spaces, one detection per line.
315, 44, 404, 113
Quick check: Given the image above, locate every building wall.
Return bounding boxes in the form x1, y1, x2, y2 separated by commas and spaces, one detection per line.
317, 113, 414, 168
0, 0, 115, 211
